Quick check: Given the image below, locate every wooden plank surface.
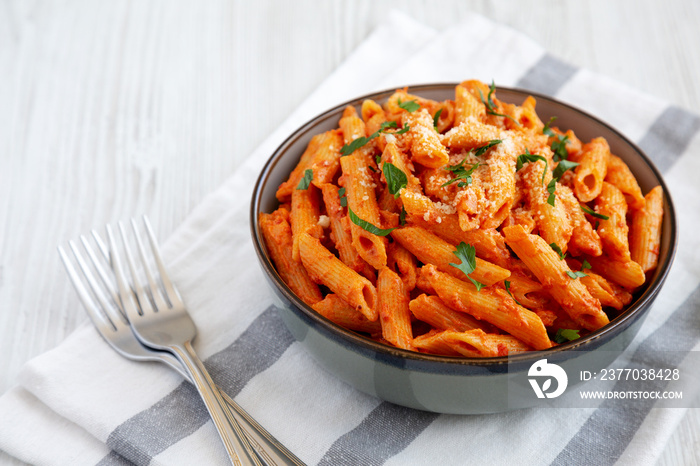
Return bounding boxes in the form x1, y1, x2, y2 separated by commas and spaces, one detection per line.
1, 1, 698, 464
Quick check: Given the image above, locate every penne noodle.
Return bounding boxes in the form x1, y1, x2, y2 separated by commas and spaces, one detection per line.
404, 109, 450, 168
290, 183, 323, 262
313, 294, 382, 334
409, 294, 490, 333
320, 183, 375, 281
377, 267, 414, 350
422, 264, 552, 350
276, 132, 324, 202
605, 154, 645, 210
584, 254, 647, 289
595, 182, 631, 262
387, 241, 418, 291
503, 224, 609, 331
259, 210, 323, 306
413, 329, 531, 357
299, 233, 378, 321
340, 153, 388, 269
391, 226, 510, 286
572, 137, 610, 202
630, 186, 664, 272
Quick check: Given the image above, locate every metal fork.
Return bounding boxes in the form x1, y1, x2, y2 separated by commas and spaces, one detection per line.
58, 234, 304, 466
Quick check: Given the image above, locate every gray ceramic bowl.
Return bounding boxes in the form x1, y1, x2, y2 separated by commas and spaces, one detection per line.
250, 84, 677, 414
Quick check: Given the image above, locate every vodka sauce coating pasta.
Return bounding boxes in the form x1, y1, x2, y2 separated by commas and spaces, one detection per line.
260, 80, 665, 356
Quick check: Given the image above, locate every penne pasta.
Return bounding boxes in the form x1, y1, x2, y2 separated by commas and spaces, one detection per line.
313, 294, 382, 334
263, 79, 664, 358
299, 233, 378, 321
503, 224, 609, 331
377, 267, 414, 350
391, 226, 510, 287
259, 210, 323, 305
630, 186, 664, 272
409, 294, 490, 333
572, 137, 609, 202
422, 264, 552, 350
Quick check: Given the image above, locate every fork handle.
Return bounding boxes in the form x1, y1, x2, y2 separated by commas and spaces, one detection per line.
171, 341, 262, 466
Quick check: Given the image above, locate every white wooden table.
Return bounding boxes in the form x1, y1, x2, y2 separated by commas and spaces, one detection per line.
2, 1, 699, 464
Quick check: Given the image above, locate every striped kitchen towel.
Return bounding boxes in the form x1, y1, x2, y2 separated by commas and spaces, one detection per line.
2, 9, 699, 466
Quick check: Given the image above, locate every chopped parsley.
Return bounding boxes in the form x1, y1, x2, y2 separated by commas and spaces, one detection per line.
543, 117, 571, 162
340, 122, 410, 156
566, 261, 589, 279
296, 169, 313, 190
549, 242, 565, 260
442, 140, 500, 188
547, 160, 579, 206
399, 205, 407, 226
433, 108, 443, 130
338, 187, 347, 207
473, 139, 503, 156
581, 204, 609, 220
449, 242, 485, 291
397, 98, 420, 113
516, 149, 548, 184
546, 179, 557, 206
504, 280, 523, 306
554, 328, 580, 343
552, 159, 580, 181
478, 81, 519, 125
382, 162, 407, 198
348, 208, 394, 236
441, 161, 480, 188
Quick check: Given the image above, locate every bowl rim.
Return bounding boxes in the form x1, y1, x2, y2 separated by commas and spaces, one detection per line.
250, 82, 678, 367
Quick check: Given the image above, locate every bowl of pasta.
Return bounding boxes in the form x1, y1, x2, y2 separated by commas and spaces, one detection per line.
250, 80, 676, 414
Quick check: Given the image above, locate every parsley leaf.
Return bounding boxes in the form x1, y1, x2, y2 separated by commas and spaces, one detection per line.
552, 159, 579, 180
383, 162, 408, 198
566, 269, 588, 279
398, 98, 420, 113
504, 280, 523, 306
394, 123, 410, 135
441, 161, 480, 188
542, 117, 557, 138
543, 117, 570, 162
348, 208, 394, 236
399, 205, 407, 226
554, 328, 580, 344
433, 108, 443, 130
549, 243, 565, 260
340, 122, 411, 156
516, 149, 548, 184
296, 169, 313, 190
340, 135, 374, 156
546, 178, 557, 206
581, 260, 592, 271
442, 140, 500, 188
338, 187, 347, 207
478, 81, 520, 125
473, 139, 503, 156
449, 242, 485, 291
580, 204, 609, 220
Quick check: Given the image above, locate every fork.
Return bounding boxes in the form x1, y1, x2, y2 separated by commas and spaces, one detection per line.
103, 217, 260, 466
58, 234, 304, 466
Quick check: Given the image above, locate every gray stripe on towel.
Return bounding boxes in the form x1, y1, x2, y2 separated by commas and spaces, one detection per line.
552, 283, 700, 465
101, 306, 294, 465
317, 402, 440, 466
96, 451, 137, 466
516, 54, 579, 96
637, 106, 700, 172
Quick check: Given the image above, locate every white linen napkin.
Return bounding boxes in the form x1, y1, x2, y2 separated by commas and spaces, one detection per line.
2, 10, 700, 466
